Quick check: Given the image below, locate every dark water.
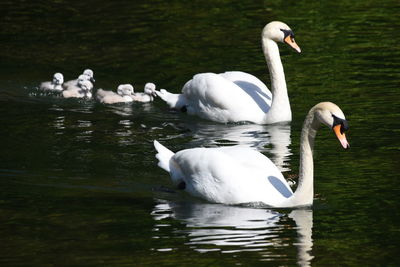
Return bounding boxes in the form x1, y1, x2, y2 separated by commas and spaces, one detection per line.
1, 0, 400, 266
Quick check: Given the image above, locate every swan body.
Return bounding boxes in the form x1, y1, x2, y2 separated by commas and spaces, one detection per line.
156, 21, 301, 124
62, 80, 93, 99
40, 73, 64, 91
63, 69, 95, 89
154, 102, 350, 208
96, 84, 134, 104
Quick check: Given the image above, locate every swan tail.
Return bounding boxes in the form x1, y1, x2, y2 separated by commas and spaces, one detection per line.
154, 140, 175, 172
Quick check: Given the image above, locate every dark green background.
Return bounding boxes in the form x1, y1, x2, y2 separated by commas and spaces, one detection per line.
1, 0, 399, 266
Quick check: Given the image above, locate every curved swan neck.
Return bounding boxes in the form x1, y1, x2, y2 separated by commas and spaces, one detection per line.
262, 38, 291, 123
290, 111, 319, 206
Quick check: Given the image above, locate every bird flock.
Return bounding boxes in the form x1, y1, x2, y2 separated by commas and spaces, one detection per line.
36, 21, 350, 208
39, 69, 157, 104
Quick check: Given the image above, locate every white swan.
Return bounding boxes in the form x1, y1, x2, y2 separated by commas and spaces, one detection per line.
63, 69, 95, 89
96, 84, 134, 104
62, 80, 93, 99
132, 82, 157, 103
154, 102, 350, 208
155, 21, 301, 124
40, 73, 64, 91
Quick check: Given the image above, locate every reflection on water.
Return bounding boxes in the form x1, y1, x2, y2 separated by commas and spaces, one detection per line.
115, 119, 134, 146
289, 209, 314, 267
184, 122, 292, 172
152, 200, 313, 265
107, 104, 134, 117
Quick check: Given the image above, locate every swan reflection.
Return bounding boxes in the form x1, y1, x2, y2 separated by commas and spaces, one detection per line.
152, 200, 313, 265
184, 122, 292, 172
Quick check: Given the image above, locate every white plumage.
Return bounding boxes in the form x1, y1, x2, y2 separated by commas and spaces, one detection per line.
132, 82, 157, 103
62, 80, 93, 99
96, 84, 134, 104
63, 69, 95, 89
156, 21, 301, 124
154, 102, 350, 208
40, 73, 64, 91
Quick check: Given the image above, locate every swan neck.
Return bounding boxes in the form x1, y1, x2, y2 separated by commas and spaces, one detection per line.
291, 112, 318, 206
262, 38, 291, 123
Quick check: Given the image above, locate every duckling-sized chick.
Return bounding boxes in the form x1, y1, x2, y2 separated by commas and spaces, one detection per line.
40, 73, 64, 91
96, 84, 134, 104
63, 74, 93, 91
132, 82, 157, 103
62, 80, 93, 99
63, 69, 95, 89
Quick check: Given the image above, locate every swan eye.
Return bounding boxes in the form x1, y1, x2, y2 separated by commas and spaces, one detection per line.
332, 114, 349, 134
280, 29, 295, 39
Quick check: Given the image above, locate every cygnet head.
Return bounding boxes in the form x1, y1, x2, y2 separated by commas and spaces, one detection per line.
78, 80, 93, 92
117, 84, 134, 96
77, 74, 90, 83
144, 82, 156, 96
83, 69, 95, 83
311, 102, 349, 149
52, 73, 64, 85
262, 21, 301, 53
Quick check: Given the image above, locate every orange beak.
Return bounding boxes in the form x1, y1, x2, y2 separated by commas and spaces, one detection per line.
333, 124, 350, 149
284, 35, 301, 53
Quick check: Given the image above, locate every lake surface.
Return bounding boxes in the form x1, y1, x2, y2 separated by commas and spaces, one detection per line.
1, 0, 399, 266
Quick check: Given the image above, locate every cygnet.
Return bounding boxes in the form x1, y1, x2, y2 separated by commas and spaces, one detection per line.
63, 69, 95, 89
62, 80, 93, 99
131, 82, 156, 102
96, 84, 134, 104
40, 73, 64, 91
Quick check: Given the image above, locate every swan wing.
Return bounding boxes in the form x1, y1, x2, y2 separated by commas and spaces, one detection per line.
182, 72, 271, 123
220, 71, 272, 101
172, 146, 293, 205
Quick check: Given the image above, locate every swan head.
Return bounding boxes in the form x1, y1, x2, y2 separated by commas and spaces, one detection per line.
312, 102, 350, 149
77, 74, 90, 83
144, 82, 157, 96
78, 80, 93, 92
117, 84, 134, 96
262, 21, 301, 53
52, 73, 64, 85
83, 69, 95, 83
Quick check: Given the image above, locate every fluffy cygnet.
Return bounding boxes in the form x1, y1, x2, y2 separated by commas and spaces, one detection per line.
64, 74, 93, 91
40, 73, 64, 91
62, 80, 93, 99
96, 84, 134, 104
131, 82, 156, 102
63, 69, 95, 89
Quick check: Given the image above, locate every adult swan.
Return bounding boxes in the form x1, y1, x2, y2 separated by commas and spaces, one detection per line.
154, 102, 350, 208
156, 21, 301, 124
